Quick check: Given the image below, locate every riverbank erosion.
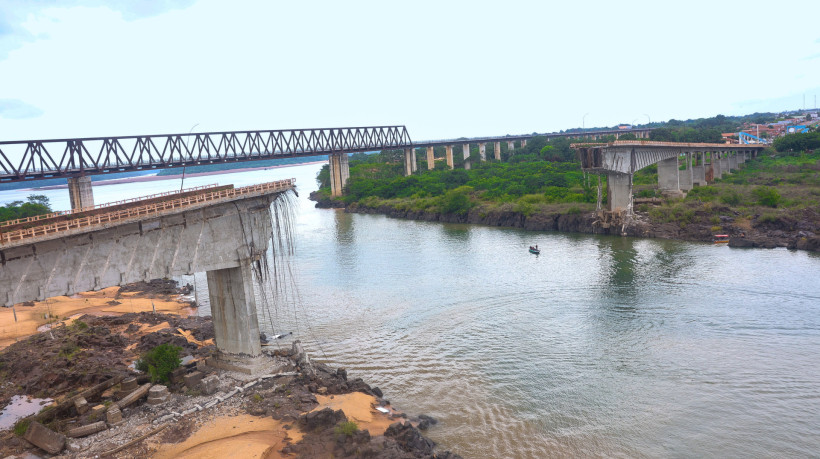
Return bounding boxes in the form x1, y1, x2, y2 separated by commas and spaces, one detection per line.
0, 310, 460, 458
310, 191, 820, 251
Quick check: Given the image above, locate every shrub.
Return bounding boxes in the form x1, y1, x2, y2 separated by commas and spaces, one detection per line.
334, 421, 359, 437
753, 186, 781, 207
720, 191, 742, 206
136, 343, 182, 383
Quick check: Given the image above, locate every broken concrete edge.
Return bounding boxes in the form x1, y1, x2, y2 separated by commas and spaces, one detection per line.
23, 421, 66, 455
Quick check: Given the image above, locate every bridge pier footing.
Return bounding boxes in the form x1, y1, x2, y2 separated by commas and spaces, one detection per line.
67, 176, 94, 211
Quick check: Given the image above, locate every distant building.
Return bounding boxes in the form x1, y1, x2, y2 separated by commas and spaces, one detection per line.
617, 124, 632, 130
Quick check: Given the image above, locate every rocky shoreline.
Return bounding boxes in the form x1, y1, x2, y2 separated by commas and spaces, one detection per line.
310, 191, 820, 252
1, 307, 460, 458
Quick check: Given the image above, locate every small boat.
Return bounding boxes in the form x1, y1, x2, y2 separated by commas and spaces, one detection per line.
529, 246, 540, 255
713, 234, 729, 244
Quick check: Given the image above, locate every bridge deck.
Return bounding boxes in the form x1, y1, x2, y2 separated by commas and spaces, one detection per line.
0, 179, 295, 247
571, 140, 768, 149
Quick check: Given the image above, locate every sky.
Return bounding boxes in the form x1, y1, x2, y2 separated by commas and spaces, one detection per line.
1, 0, 819, 149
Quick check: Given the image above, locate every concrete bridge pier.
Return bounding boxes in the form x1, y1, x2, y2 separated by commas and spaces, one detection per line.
680, 152, 693, 191
507, 141, 515, 154
738, 150, 746, 164
426, 146, 435, 170
445, 145, 454, 169
67, 176, 95, 211
478, 143, 487, 161
692, 152, 707, 186
658, 156, 682, 197
522, 139, 528, 148
329, 152, 350, 197
403, 148, 417, 176
463, 144, 471, 170
712, 152, 722, 179
494, 142, 501, 161
206, 260, 263, 365
729, 152, 738, 170
607, 172, 633, 212
719, 153, 730, 176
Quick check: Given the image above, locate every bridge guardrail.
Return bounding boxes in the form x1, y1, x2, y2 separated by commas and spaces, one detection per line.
0, 183, 220, 228
0, 179, 295, 245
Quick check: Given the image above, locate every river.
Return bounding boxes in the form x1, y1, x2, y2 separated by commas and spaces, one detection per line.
6, 163, 820, 458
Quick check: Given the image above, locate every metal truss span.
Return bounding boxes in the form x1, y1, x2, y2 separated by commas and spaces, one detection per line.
0, 126, 412, 182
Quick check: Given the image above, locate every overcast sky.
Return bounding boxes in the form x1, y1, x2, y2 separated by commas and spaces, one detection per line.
1, 0, 819, 146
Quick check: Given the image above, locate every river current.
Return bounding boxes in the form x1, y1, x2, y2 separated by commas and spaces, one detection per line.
7, 163, 819, 458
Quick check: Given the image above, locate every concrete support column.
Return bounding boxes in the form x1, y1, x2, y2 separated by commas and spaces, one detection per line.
692, 151, 706, 186
206, 261, 262, 358
478, 143, 486, 161
729, 152, 738, 170
67, 176, 94, 211
329, 152, 350, 197
404, 148, 414, 176
507, 141, 514, 154
712, 152, 722, 179
445, 145, 454, 169
657, 156, 680, 193
607, 173, 633, 213
426, 146, 435, 170
680, 152, 693, 191
494, 142, 501, 161
738, 150, 746, 163
522, 139, 528, 147
462, 144, 471, 170
719, 153, 730, 176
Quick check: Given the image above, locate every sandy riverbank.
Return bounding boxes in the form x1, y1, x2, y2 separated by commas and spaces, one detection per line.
0, 281, 461, 458
0, 281, 195, 350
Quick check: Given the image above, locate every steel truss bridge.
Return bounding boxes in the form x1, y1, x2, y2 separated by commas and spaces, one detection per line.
0, 126, 412, 183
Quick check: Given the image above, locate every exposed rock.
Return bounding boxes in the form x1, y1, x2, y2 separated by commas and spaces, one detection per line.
200, 374, 219, 395
384, 421, 436, 455
300, 407, 346, 430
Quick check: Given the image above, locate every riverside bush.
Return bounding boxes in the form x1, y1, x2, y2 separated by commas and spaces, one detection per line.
136, 344, 182, 383
753, 186, 781, 207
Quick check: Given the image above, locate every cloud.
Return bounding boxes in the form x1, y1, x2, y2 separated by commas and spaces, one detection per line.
0, 99, 44, 119
0, 0, 196, 59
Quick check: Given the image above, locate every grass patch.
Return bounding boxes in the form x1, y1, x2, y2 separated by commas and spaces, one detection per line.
13, 419, 31, 437
334, 421, 359, 437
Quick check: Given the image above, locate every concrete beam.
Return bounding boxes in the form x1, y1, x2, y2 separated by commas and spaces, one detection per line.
445, 145, 454, 169
0, 194, 281, 306
67, 176, 94, 212
426, 146, 435, 170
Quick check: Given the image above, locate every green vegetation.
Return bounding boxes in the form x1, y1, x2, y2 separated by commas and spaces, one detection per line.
0, 195, 52, 222
773, 131, 820, 153
136, 343, 182, 384
13, 419, 31, 437
648, 113, 777, 143
334, 421, 359, 437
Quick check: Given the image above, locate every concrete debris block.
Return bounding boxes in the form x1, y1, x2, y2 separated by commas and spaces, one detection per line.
74, 396, 90, 415
24, 421, 66, 455
200, 375, 219, 395
242, 380, 258, 390
184, 371, 204, 390
317, 387, 328, 395
66, 421, 107, 438
106, 406, 123, 425
203, 400, 218, 409
90, 404, 107, 418
170, 367, 187, 384
121, 377, 138, 392
182, 408, 196, 416
147, 385, 170, 405
235, 385, 244, 393
117, 383, 152, 409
